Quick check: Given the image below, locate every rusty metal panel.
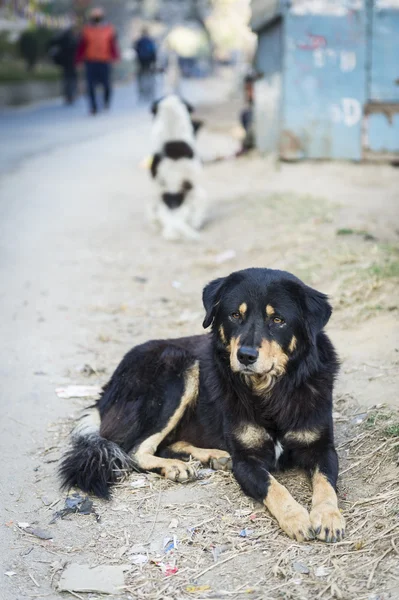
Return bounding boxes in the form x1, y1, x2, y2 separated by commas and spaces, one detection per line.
281, 0, 367, 160
370, 1, 399, 102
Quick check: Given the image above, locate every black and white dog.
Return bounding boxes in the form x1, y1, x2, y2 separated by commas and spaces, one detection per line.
148, 95, 207, 241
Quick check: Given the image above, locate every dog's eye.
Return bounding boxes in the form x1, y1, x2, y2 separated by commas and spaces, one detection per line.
273, 317, 285, 324
230, 312, 241, 321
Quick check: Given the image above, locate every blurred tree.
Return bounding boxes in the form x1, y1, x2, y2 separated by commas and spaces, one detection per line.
19, 30, 39, 70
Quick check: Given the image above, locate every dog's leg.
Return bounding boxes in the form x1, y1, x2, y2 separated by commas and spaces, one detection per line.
160, 441, 232, 471
309, 449, 345, 543
233, 456, 313, 541
132, 363, 200, 482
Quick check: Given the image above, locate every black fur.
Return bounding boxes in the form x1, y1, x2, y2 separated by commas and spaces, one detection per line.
163, 141, 194, 160
58, 435, 133, 499
59, 268, 340, 504
162, 192, 185, 209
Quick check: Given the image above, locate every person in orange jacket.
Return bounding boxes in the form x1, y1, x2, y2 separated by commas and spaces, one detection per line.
76, 7, 120, 114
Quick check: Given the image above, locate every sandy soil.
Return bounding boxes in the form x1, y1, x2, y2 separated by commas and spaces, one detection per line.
0, 92, 398, 600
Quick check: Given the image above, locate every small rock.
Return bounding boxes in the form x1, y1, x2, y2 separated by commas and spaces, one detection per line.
58, 563, 128, 594
25, 526, 53, 540
292, 561, 310, 575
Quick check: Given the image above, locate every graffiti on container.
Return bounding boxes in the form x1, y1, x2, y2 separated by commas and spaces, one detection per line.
297, 33, 327, 50
313, 48, 356, 72
330, 98, 361, 126
291, 0, 363, 16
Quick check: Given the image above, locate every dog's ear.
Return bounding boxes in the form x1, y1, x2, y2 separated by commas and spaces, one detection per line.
191, 119, 204, 135
303, 284, 332, 338
202, 277, 226, 328
151, 99, 161, 115
182, 99, 194, 114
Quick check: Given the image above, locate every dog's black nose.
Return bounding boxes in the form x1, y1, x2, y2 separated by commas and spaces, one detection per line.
237, 346, 259, 366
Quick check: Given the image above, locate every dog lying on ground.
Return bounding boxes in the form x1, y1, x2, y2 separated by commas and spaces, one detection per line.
59, 268, 345, 542
148, 95, 207, 241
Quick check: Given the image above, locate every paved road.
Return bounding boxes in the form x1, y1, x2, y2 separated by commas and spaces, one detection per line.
0, 83, 151, 174
0, 83, 157, 597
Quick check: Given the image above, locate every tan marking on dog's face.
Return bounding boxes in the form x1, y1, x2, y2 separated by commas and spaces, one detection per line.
264, 475, 313, 541
257, 339, 289, 375
310, 469, 345, 542
219, 325, 227, 345
235, 423, 271, 449
230, 337, 288, 395
284, 430, 321, 445
239, 302, 247, 317
266, 304, 275, 317
134, 362, 199, 467
229, 336, 241, 370
289, 335, 297, 353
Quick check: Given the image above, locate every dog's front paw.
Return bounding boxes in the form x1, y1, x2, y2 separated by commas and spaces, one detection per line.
310, 503, 345, 543
278, 505, 314, 542
161, 460, 196, 482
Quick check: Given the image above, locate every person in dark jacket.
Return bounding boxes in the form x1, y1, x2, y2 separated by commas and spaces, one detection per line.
134, 28, 157, 99
48, 26, 78, 105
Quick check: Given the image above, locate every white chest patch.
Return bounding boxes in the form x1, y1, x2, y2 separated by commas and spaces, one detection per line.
274, 441, 284, 463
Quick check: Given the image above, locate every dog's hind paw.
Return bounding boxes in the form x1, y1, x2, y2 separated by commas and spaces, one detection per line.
210, 455, 233, 471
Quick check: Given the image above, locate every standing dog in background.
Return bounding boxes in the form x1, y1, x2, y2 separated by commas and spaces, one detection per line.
148, 95, 207, 242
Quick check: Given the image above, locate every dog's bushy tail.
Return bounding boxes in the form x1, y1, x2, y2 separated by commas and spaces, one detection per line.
58, 408, 133, 499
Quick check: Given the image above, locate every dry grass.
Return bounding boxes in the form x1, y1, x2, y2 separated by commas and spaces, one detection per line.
35, 402, 398, 600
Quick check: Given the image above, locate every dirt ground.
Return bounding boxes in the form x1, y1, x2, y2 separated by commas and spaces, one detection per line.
1, 93, 399, 600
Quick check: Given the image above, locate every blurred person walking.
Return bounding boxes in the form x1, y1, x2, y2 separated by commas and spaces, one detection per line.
48, 25, 79, 105
134, 28, 157, 100
76, 7, 120, 115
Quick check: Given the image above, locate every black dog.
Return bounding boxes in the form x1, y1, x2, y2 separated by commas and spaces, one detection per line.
59, 268, 345, 542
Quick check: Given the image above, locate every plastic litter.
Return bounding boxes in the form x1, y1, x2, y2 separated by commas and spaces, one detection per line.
51, 493, 99, 523
239, 528, 253, 537
55, 385, 102, 399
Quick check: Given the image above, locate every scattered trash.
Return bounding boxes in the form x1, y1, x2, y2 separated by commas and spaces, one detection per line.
211, 545, 228, 562
197, 468, 214, 480
153, 562, 178, 577
5, 571, 17, 577
214, 249, 236, 264
23, 526, 53, 540
169, 518, 179, 529
186, 585, 211, 593
164, 536, 178, 553
130, 478, 149, 489
249, 513, 258, 521
293, 561, 310, 575
51, 493, 99, 523
314, 566, 332, 578
55, 385, 102, 399
239, 528, 253, 537
129, 554, 148, 565
58, 563, 128, 594
172, 280, 182, 289
17, 522, 30, 529
352, 413, 368, 425
134, 276, 148, 283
